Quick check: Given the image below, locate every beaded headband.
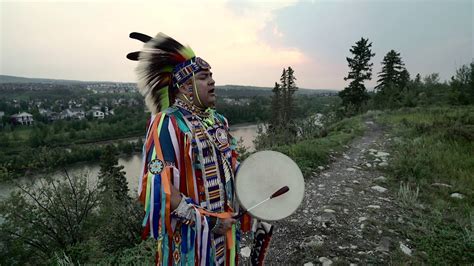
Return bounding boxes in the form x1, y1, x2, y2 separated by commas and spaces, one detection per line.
172, 57, 211, 88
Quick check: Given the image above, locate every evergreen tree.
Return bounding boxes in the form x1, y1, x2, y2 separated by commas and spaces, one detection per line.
96, 145, 141, 253
373, 50, 410, 108
285, 66, 298, 123
450, 62, 474, 105
270, 82, 282, 131
375, 50, 407, 91
98, 145, 129, 202
279, 69, 288, 122
339, 37, 375, 113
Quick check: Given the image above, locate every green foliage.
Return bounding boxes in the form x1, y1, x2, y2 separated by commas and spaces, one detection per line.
216, 96, 271, 124
268, 67, 299, 134
377, 106, 474, 264
257, 116, 365, 177
339, 37, 375, 113
0, 150, 145, 264
95, 145, 142, 253
0, 172, 100, 264
449, 62, 474, 105
375, 50, 408, 91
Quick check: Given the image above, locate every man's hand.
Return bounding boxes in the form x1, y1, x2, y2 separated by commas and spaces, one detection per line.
212, 217, 236, 235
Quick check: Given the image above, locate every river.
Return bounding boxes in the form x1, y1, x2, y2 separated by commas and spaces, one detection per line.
0, 123, 260, 200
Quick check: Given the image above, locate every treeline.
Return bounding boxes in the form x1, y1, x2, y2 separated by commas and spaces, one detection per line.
0, 106, 146, 180
338, 37, 473, 115
0, 139, 142, 181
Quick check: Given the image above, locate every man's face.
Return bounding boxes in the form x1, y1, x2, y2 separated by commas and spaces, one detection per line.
193, 70, 216, 108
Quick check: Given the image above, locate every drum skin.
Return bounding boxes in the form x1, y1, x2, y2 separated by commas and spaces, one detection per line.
235, 150, 305, 221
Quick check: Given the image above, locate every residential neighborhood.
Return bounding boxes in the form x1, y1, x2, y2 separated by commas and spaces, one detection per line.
0, 81, 144, 127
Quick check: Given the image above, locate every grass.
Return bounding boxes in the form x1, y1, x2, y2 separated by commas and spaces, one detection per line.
376, 106, 474, 264
273, 115, 366, 177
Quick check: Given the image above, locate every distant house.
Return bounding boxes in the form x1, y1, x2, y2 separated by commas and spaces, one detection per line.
92, 110, 105, 119
59, 108, 86, 120
46, 111, 59, 122
70, 108, 85, 120
60, 108, 85, 120
11, 112, 34, 125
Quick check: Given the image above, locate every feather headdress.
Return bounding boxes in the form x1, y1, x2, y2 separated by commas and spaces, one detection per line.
127, 32, 210, 114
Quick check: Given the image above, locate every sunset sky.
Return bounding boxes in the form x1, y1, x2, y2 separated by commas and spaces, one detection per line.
1, 0, 472, 90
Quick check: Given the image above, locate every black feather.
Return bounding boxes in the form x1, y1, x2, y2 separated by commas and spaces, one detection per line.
126, 52, 140, 61
129, 32, 152, 43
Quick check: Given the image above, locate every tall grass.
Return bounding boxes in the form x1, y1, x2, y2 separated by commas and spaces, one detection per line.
377, 106, 474, 264
272, 116, 365, 177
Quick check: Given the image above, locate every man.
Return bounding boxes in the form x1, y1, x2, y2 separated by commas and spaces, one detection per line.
127, 32, 272, 265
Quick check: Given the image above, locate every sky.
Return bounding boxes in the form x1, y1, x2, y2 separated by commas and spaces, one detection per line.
0, 0, 472, 90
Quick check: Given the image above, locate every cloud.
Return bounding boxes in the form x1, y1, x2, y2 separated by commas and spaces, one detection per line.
259, 0, 473, 88
0, 0, 306, 87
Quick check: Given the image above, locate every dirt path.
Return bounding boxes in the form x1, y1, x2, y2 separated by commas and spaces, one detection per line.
252, 119, 411, 265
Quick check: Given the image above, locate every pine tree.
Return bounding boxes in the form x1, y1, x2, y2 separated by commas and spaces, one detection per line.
279, 69, 288, 122
286, 66, 298, 122
375, 50, 406, 91
339, 37, 375, 113
270, 82, 282, 132
96, 145, 141, 252
98, 145, 129, 202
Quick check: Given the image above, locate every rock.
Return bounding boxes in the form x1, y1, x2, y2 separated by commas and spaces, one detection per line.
308, 221, 312, 225
300, 235, 324, 248
324, 209, 336, 213
369, 149, 377, 153
450, 193, 465, 199
378, 162, 389, 167
343, 208, 349, 214
399, 242, 412, 256
431, 183, 452, 188
318, 184, 325, 188
290, 219, 298, 222
318, 166, 324, 170
317, 212, 336, 223
323, 173, 330, 177
371, 185, 388, 193
352, 180, 360, 184
346, 167, 356, 172
343, 154, 351, 160
366, 163, 372, 167
303, 209, 309, 214
303, 263, 314, 266
368, 205, 381, 209
319, 257, 333, 266
375, 151, 390, 157
350, 244, 357, 249
376, 237, 391, 252
241, 246, 251, 257
358, 217, 367, 222
375, 176, 386, 181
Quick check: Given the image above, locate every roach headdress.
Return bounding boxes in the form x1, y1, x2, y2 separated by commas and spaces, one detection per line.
127, 32, 211, 114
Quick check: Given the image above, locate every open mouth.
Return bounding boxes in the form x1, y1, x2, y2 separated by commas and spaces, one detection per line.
209, 88, 215, 94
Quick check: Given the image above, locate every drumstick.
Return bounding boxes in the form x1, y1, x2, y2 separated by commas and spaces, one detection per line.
233, 186, 289, 219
